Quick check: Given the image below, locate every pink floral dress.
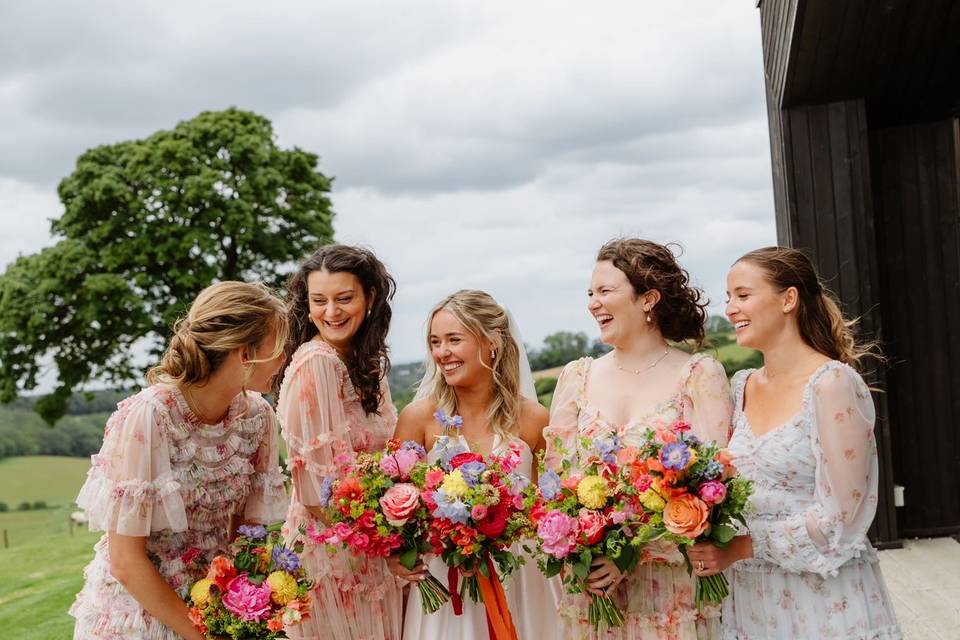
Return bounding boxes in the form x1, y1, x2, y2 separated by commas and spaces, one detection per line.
723, 362, 902, 639
278, 340, 404, 640
70, 385, 287, 640
544, 353, 733, 640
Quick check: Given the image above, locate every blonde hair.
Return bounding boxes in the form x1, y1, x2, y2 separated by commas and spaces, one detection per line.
147, 281, 289, 387
424, 290, 521, 440
736, 247, 880, 369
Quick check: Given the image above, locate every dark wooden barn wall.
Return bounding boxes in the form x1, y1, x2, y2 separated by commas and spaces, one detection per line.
767, 98, 899, 543
870, 119, 960, 538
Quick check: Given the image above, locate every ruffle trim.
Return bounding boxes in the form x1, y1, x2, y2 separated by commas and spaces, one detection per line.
77, 468, 187, 535
720, 623, 902, 640
753, 514, 869, 578
244, 469, 290, 523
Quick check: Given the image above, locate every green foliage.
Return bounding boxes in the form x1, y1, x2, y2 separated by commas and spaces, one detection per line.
17, 502, 31, 511
0, 502, 7, 512
0, 108, 335, 423
0, 405, 107, 459
534, 377, 558, 396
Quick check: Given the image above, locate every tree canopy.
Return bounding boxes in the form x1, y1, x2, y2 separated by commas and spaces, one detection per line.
0, 108, 335, 423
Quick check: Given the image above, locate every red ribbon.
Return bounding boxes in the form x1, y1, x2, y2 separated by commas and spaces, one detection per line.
448, 566, 463, 616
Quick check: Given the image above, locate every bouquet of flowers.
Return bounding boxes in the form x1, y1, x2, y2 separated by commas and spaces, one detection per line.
186, 525, 312, 639
424, 412, 533, 639
528, 434, 644, 630
628, 420, 752, 608
308, 439, 450, 613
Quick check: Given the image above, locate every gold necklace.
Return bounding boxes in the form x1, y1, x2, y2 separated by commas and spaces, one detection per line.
181, 384, 227, 424
613, 348, 670, 375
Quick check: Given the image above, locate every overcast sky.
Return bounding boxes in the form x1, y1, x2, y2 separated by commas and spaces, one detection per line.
1, 1, 775, 378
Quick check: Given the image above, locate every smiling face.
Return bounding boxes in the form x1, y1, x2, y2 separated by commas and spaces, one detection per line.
429, 308, 494, 388
307, 269, 370, 353
588, 260, 654, 347
725, 260, 795, 350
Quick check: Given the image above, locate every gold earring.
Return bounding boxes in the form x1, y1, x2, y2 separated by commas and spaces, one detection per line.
366, 308, 371, 317
490, 349, 496, 360
646, 314, 652, 323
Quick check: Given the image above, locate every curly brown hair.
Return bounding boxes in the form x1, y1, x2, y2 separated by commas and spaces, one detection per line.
284, 245, 396, 415
596, 238, 708, 348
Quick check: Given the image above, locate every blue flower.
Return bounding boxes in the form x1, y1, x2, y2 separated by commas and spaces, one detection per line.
319, 476, 334, 508
702, 460, 723, 480
660, 442, 691, 471
237, 524, 267, 540
539, 469, 562, 500
431, 489, 471, 524
459, 460, 487, 487
434, 435, 469, 470
271, 545, 300, 572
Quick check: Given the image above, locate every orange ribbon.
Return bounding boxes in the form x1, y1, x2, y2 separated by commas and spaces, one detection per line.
476, 556, 519, 640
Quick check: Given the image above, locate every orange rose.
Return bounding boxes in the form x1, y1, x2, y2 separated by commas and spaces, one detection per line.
663, 494, 709, 539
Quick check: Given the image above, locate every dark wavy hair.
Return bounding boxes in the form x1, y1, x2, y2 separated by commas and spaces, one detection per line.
597, 238, 708, 348
736, 246, 879, 368
284, 244, 396, 415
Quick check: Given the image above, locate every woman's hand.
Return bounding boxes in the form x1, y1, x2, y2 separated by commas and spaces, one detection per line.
686, 535, 753, 577
386, 554, 427, 583
586, 556, 624, 596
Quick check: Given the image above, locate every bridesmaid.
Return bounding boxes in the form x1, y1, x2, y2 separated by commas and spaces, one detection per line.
545, 238, 733, 640
391, 289, 561, 639
687, 246, 902, 639
70, 282, 289, 640
277, 244, 404, 640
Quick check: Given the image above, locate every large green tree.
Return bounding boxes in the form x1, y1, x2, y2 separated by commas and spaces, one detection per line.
0, 108, 334, 423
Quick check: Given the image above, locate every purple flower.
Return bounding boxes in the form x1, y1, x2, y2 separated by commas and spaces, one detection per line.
319, 476, 334, 508
237, 525, 267, 540
433, 409, 464, 431
431, 489, 471, 524
539, 469, 561, 500
594, 435, 621, 464
459, 461, 487, 487
401, 440, 427, 459
660, 442, 692, 471
508, 471, 531, 493
271, 545, 300, 572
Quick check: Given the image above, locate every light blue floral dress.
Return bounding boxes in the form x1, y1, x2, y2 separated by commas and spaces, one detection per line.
724, 361, 902, 639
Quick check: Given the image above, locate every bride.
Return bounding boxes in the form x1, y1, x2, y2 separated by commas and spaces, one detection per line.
390, 289, 562, 639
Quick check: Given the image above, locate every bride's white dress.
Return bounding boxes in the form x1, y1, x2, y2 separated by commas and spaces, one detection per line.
403, 433, 562, 639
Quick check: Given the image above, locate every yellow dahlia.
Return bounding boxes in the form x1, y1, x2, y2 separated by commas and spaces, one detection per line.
441, 470, 469, 498
190, 578, 215, 608
576, 476, 609, 509
267, 570, 299, 606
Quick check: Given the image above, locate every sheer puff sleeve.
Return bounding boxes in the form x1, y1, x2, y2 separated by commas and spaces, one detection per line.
278, 347, 353, 506
748, 363, 879, 576
76, 391, 186, 536
682, 355, 734, 447
243, 397, 288, 523
543, 359, 585, 471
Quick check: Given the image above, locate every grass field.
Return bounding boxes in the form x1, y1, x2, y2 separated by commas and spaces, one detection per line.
0, 456, 98, 640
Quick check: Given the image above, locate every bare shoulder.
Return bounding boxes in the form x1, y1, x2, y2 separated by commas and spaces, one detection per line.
517, 397, 548, 447
398, 397, 437, 425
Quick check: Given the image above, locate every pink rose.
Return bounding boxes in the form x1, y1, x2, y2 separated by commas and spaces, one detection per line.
560, 474, 583, 491
471, 504, 488, 520
537, 510, 579, 559
698, 480, 727, 505
222, 573, 273, 622
577, 508, 608, 545
379, 483, 420, 526
663, 494, 710, 539
379, 449, 420, 480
